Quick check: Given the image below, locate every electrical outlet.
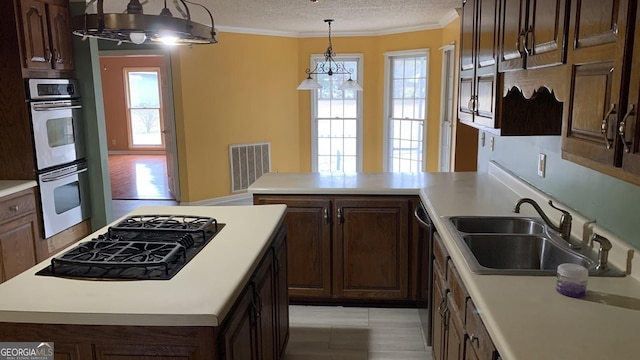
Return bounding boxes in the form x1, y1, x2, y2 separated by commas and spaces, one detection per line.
538, 153, 546, 177
112, 139, 116, 145
489, 137, 494, 151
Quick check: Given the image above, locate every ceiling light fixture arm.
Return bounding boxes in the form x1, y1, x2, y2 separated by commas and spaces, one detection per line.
183, 0, 218, 42
304, 19, 353, 77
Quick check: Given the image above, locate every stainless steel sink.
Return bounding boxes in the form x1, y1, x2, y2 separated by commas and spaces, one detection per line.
449, 216, 545, 234
443, 216, 625, 277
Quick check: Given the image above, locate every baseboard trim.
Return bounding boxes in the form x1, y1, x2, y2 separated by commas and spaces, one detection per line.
108, 150, 166, 155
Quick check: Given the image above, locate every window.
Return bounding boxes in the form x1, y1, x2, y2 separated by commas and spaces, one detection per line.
384, 50, 429, 172
311, 55, 363, 173
124, 69, 164, 148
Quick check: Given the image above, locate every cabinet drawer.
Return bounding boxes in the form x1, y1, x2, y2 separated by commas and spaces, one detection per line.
466, 297, 497, 359
433, 233, 449, 277
446, 260, 468, 317
0, 192, 36, 224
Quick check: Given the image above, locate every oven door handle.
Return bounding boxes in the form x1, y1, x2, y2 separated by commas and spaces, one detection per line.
41, 167, 88, 182
33, 105, 82, 111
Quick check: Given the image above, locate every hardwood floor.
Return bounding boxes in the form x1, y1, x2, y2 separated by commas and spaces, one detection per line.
109, 154, 173, 200
286, 305, 432, 359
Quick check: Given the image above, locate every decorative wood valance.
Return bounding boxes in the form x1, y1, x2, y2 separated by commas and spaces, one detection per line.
501, 86, 563, 135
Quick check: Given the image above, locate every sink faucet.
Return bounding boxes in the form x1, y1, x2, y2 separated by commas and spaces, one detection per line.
591, 234, 612, 270
513, 198, 577, 248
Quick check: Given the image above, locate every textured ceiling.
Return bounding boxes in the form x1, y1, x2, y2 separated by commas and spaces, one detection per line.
90, 0, 460, 36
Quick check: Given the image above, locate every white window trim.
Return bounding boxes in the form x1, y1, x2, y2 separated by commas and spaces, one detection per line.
310, 53, 364, 173
382, 49, 430, 172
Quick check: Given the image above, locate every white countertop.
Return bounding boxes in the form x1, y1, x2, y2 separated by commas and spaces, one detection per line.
248, 172, 444, 195
251, 168, 640, 360
0, 180, 37, 198
419, 167, 640, 360
0, 205, 287, 327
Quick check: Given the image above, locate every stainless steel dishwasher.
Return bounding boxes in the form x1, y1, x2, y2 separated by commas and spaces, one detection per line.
414, 202, 434, 347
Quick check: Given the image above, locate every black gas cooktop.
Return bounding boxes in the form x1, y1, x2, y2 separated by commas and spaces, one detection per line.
36, 215, 225, 280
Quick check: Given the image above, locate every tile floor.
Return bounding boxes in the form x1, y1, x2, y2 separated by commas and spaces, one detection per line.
285, 305, 432, 360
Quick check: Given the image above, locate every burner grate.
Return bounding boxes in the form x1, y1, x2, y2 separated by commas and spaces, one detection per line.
36, 214, 225, 280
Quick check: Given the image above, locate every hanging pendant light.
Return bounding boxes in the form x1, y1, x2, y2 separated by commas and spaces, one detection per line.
297, 19, 363, 91
71, 0, 218, 45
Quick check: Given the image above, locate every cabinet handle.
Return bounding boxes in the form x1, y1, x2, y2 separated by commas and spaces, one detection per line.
54, 49, 62, 63
45, 48, 53, 62
9, 205, 18, 212
469, 334, 480, 346
473, 96, 479, 114
274, 252, 281, 275
437, 289, 450, 316
601, 103, 617, 149
323, 208, 329, 224
524, 25, 534, 56
517, 29, 527, 57
467, 96, 478, 113
337, 208, 343, 224
619, 104, 636, 153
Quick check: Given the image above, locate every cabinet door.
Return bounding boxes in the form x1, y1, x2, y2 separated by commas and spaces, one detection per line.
619, 2, 640, 175
473, 0, 499, 128
222, 287, 259, 360
460, 0, 477, 72
53, 343, 93, 360
19, 0, 52, 70
499, 0, 526, 71
445, 302, 465, 360
431, 264, 448, 360
334, 198, 410, 300
0, 213, 38, 282
459, 0, 476, 124
253, 250, 276, 360
273, 228, 289, 358
254, 196, 332, 299
563, 0, 632, 167
47, 3, 73, 70
526, 0, 568, 68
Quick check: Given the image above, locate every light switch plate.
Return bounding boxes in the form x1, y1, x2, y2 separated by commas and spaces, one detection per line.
538, 153, 546, 177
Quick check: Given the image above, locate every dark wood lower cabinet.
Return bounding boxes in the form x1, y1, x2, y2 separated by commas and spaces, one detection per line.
253, 194, 418, 303
431, 232, 499, 360
0, 224, 289, 360
222, 287, 259, 360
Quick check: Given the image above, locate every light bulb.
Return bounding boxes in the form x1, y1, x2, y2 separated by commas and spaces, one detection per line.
129, 32, 147, 44
158, 36, 179, 45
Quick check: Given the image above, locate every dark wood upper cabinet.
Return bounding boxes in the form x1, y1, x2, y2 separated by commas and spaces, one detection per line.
562, 0, 640, 182
16, 0, 74, 76
48, 2, 74, 71
499, 0, 569, 71
620, 2, 640, 175
458, 0, 500, 131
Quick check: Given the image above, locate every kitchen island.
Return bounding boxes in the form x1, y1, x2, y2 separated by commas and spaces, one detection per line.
0, 205, 289, 360
249, 166, 640, 360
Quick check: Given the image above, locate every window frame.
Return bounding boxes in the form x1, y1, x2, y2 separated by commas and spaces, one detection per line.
123, 67, 166, 149
382, 49, 430, 172
310, 53, 364, 173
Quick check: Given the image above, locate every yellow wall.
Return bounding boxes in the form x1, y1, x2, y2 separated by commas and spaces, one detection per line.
297, 29, 445, 172
173, 22, 462, 202
172, 33, 300, 202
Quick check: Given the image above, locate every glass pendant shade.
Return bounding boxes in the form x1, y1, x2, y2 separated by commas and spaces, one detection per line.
338, 77, 363, 91
297, 76, 322, 90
